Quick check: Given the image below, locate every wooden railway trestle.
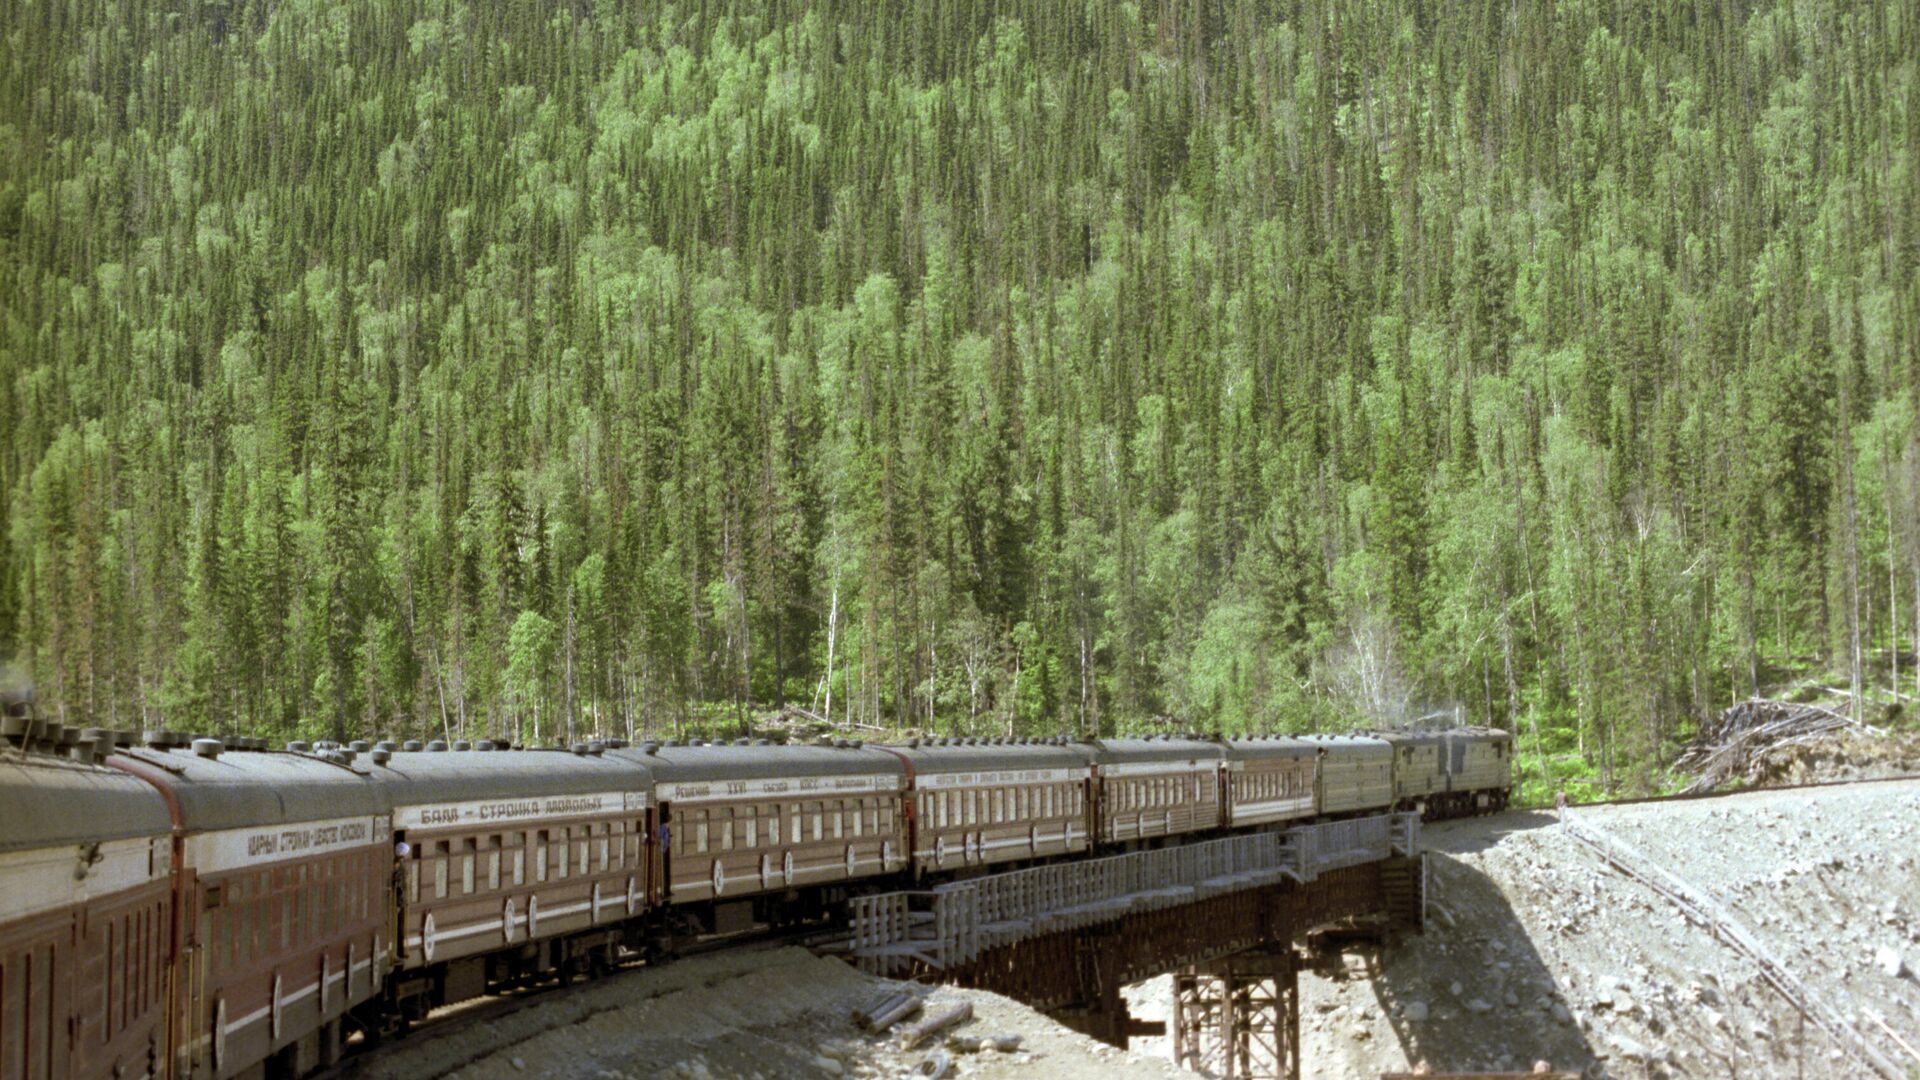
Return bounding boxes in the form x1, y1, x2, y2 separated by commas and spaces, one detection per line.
845, 813, 1425, 1077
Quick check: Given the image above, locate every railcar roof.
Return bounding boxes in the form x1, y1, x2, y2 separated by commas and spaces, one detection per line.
1372, 731, 1451, 747
1223, 735, 1318, 761
0, 751, 173, 852
1298, 734, 1394, 756
107, 747, 392, 831
1082, 737, 1225, 765
373, 747, 651, 807
608, 743, 903, 783
886, 743, 1090, 774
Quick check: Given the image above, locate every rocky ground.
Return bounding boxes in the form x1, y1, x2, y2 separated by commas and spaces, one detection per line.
1127, 776, 1920, 1078
342, 775, 1920, 1080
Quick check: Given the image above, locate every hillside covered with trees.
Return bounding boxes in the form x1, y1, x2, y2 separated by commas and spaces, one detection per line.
3, 0, 1915, 791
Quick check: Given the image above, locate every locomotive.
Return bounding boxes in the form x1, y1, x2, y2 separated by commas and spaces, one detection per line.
0, 708, 1509, 1080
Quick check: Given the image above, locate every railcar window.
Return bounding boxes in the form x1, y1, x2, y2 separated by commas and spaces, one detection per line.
559, 830, 573, 877
695, 813, 710, 853
832, 802, 845, 839
536, 831, 550, 882
488, 838, 503, 890
721, 816, 735, 852
434, 841, 451, 898
247, 893, 261, 963
461, 839, 477, 894
852, 799, 865, 837
811, 803, 824, 842
100, 918, 115, 1037
597, 828, 609, 872
408, 857, 421, 903
745, 814, 758, 849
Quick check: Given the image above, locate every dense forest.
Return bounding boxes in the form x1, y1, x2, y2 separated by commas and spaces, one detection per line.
2, 0, 1915, 792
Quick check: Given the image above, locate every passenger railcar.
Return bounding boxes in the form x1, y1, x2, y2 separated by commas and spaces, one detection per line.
374, 742, 651, 1015
108, 736, 392, 1080
614, 742, 906, 927
1087, 738, 1224, 845
1221, 736, 1318, 829
886, 739, 1091, 875
3, 733, 173, 1080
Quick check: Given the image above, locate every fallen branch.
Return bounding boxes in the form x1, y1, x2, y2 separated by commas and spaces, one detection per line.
900, 1002, 973, 1049
856, 991, 923, 1033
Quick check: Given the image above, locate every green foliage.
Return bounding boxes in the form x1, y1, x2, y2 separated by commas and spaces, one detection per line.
3, 0, 1916, 794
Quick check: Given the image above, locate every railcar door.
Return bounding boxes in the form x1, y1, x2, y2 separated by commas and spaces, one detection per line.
652, 805, 672, 905
1085, 772, 1103, 847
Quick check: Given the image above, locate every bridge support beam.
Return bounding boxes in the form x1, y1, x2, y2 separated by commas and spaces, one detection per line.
1172, 946, 1299, 1080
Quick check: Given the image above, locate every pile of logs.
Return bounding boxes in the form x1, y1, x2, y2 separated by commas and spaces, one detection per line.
1675, 698, 1871, 794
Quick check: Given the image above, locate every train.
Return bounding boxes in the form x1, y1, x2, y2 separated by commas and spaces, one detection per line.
0, 706, 1510, 1080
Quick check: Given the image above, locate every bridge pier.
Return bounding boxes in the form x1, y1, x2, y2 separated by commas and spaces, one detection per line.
1172, 946, 1299, 1080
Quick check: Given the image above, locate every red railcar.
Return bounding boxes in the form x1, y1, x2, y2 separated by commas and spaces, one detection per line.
373, 743, 653, 1012
109, 737, 392, 1080
886, 740, 1091, 875
2, 732, 174, 1080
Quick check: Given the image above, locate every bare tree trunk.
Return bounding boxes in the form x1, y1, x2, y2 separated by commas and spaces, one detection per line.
1840, 374, 1864, 726
1884, 428, 1899, 699
821, 582, 839, 724
564, 588, 578, 741
429, 644, 453, 744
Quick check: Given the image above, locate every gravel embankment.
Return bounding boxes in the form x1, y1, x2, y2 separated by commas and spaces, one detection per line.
1128, 777, 1920, 1079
